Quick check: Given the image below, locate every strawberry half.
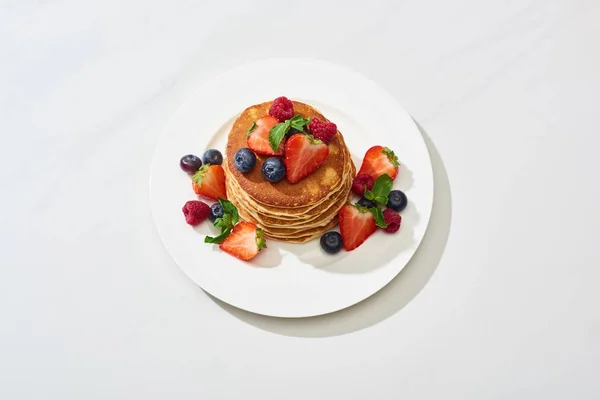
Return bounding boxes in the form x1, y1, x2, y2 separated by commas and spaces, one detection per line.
192, 164, 227, 201
338, 204, 377, 251
357, 146, 400, 181
284, 134, 329, 184
219, 221, 267, 261
247, 115, 284, 156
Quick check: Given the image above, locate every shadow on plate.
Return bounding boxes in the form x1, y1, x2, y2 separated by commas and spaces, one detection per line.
210, 121, 451, 337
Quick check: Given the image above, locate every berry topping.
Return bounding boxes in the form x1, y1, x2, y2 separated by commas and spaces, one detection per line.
357, 197, 377, 208
180, 154, 203, 174
387, 190, 408, 212
308, 118, 337, 144
261, 157, 286, 183
268, 96, 294, 122
338, 204, 377, 251
351, 173, 375, 196
219, 221, 267, 261
182, 200, 210, 226
320, 231, 343, 254
382, 208, 402, 233
247, 115, 284, 156
234, 148, 257, 173
192, 164, 227, 201
358, 146, 400, 180
202, 149, 223, 166
284, 134, 329, 184
209, 202, 224, 222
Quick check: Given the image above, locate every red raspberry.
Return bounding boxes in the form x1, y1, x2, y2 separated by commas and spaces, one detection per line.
351, 173, 374, 196
182, 200, 210, 226
309, 118, 337, 144
268, 96, 294, 122
382, 208, 402, 233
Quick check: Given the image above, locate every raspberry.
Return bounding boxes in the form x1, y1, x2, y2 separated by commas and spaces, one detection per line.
308, 118, 337, 144
382, 208, 402, 233
351, 173, 374, 196
182, 200, 210, 226
268, 96, 294, 122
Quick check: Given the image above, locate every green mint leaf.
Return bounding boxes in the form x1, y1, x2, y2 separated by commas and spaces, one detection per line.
246, 121, 257, 137
370, 207, 387, 228
368, 174, 393, 205
269, 120, 290, 152
364, 187, 375, 201
289, 115, 311, 131
214, 214, 231, 231
375, 195, 388, 205
204, 228, 232, 244
213, 198, 239, 231
219, 198, 237, 216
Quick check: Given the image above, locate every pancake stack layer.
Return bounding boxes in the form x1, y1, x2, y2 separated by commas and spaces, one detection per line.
224, 101, 355, 243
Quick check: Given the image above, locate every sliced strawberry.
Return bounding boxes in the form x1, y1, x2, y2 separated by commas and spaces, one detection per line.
338, 204, 377, 251
357, 146, 400, 181
219, 221, 267, 261
284, 134, 329, 184
192, 164, 226, 201
247, 115, 284, 156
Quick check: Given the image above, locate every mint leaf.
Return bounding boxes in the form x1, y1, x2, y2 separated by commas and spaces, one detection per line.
246, 121, 257, 137
289, 115, 311, 132
206, 199, 239, 245
219, 198, 238, 225
204, 228, 232, 244
364, 174, 393, 205
214, 214, 232, 230
269, 120, 290, 152
370, 207, 387, 228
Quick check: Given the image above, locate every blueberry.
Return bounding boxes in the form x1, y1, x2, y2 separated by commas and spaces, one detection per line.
357, 197, 377, 208
202, 149, 223, 166
320, 231, 343, 254
261, 157, 286, 183
180, 154, 202, 174
209, 203, 224, 222
387, 190, 407, 212
234, 148, 257, 173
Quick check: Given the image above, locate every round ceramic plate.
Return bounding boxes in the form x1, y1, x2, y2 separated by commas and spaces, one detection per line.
150, 59, 433, 318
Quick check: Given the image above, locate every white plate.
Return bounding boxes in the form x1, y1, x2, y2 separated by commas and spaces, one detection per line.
150, 59, 434, 318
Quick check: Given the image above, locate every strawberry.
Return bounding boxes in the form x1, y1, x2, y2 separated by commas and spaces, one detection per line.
338, 204, 377, 251
284, 134, 329, 184
357, 146, 400, 181
192, 164, 226, 201
247, 115, 284, 156
219, 221, 267, 261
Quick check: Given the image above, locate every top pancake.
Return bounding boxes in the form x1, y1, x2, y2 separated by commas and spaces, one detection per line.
225, 101, 350, 208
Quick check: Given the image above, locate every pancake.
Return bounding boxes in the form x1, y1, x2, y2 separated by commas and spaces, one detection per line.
224, 99, 355, 242
226, 165, 354, 228
225, 101, 348, 208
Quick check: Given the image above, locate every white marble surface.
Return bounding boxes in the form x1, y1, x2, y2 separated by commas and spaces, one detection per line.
1, 0, 599, 398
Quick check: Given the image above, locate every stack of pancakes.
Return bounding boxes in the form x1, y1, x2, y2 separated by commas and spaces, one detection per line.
224, 101, 355, 243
